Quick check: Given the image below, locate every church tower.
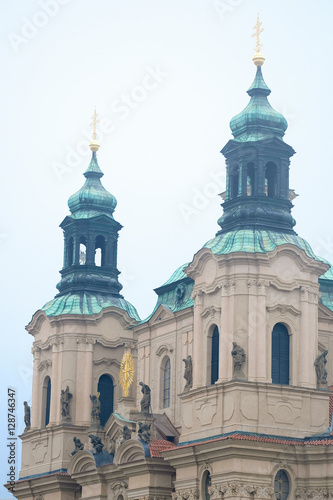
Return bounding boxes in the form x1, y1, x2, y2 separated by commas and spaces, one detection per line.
16, 114, 140, 498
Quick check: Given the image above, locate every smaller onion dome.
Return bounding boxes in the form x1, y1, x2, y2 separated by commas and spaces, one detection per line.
68, 150, 117, 219
230, 65, 288, 143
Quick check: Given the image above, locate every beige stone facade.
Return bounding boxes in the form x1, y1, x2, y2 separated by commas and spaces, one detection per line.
8, 49, 333, 500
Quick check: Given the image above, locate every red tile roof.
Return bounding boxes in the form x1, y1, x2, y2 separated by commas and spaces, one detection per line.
164, 433, 333, 452
149, 439, 176, 457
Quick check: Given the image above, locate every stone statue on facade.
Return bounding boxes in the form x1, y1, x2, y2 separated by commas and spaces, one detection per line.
139, 382, 151, 413
138, 422, 151, 443
89, 434, 104, 454
90, 394, 101, 425
231, 342, 246, 379
23, 401, 30, 432
120, 425, 131, 444
183, 355, 193, 391
314, 350, 328, 386
60, 386, 73, 421
71, 436, 84, 455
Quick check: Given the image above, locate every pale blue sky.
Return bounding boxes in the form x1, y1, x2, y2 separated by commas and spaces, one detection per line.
1, 1, 333, 496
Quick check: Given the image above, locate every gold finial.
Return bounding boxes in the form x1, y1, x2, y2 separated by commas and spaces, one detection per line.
252, 14, 265, 66
89, 106, 100, 152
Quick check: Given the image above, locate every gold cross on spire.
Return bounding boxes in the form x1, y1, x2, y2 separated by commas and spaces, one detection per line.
89, 106, 100, 151
90, 106, 99, 141
252, 14, 263, 53
252, 14, 265, 67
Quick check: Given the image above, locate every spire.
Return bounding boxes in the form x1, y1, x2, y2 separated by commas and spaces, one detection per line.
229, 20, 288, 143
55, 111, 123, 297
67, 109, 117, 218
217, 19, 296, 235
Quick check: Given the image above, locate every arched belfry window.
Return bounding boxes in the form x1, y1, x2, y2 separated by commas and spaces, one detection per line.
211, 326, 219, 384
79, 236, 87, 265
271, 323, 290, 385
67, 237, 74, 267
204, 471, 211, 500
230, 165, 239, 200
274, 469, 290, 500
163, 358, 171, 408
42, 376, 51, 427
98, 374, 114, 426
95, 235, 106, 267
265, 162, 278, 198
246, 162, 255, 196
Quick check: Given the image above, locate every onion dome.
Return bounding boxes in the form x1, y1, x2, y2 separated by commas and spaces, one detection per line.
68, 149, 117, 219
229, 65, 288, 142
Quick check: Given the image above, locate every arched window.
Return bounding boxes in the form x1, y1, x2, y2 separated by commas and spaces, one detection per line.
98, 374, 114, 426
95, 236, 106, 267
272, 323, 290, 385
211, 326, 219, 384
246, 162, 255, 196
42, 376, 51, 427
230, 166, 239, 200
163, 358, 171, 408
265, 162, 278, 198
204, 471, 211, 500
79, 236, 87, 265
67, 237, 74, 267
274, 470, 290, 500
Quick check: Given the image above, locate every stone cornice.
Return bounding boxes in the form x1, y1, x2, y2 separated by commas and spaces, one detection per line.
93, 357, 121, 368
266, 304, 301, 317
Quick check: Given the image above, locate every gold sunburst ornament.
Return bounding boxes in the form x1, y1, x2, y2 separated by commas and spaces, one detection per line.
119, 351, 135, 397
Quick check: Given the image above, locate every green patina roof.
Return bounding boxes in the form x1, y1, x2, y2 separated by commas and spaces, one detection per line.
67, 151, 117, 219
160, 263, 190, 286
230, 66, 288, 142
138, 264, 194, 325
203, 229, 322, 260
42, 292, 140, 321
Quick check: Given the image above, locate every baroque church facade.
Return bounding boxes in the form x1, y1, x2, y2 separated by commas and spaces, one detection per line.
9, 40, 333, 500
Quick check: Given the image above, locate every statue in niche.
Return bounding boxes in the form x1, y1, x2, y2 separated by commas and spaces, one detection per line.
138, 422, 151, 443
314, 350, 328, 385
23, 401, 30, 432
183, 355, 193, 391
90, 393, 101, 425
139, 382, 151, 413
231, 342, 246, 378
120, 425, 131, 444
71, 436, 84, 455
60, 386, 73, 420
89, 434, 104, 455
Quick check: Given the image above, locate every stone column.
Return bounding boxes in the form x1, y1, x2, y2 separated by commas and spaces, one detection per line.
31, 346, 41, 429
75, 338, 95, 425
219, 281, 235, 381
298, 287, 310, 387
256, 280, 269, 381
220, 282, 229, 381
192, 290, 204, 388
247, 279, 258, 381
309, 288, 320, 388
49, 336, 64, 425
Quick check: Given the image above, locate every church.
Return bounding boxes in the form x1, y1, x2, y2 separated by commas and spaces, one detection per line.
9, 20, 333, 500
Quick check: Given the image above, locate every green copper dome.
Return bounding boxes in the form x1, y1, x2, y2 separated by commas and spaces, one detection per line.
68, 151, 117, 219
230, 66, 288, 142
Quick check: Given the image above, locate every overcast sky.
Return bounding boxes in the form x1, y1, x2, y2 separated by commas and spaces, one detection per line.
1, 0, 333, 496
